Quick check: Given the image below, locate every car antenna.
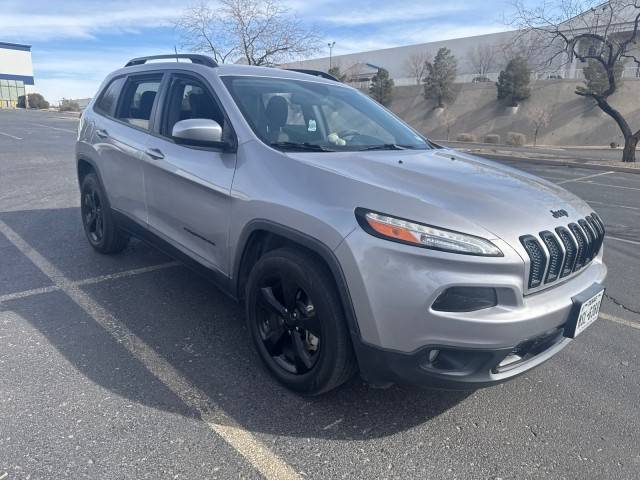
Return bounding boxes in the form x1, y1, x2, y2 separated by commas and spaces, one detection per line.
174, 46, 179, 62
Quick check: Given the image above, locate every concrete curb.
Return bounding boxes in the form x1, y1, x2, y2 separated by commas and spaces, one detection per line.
469, 151, 640, 174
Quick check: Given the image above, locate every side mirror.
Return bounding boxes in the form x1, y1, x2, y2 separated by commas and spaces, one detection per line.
172, 118, 223, 145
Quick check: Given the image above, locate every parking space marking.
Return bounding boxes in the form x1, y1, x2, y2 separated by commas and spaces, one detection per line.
601, 312, 640, 330
0, 262, 180, 303
29, 123, 77, 134
74, 261, 181, 286
576, 181, 640, 192
586, 199, 640, 212
0, 219, 300, 480
606, 235, 640, 246
556, 171, 614, 185
0, 131, 23, 140
0, 285, 60, 303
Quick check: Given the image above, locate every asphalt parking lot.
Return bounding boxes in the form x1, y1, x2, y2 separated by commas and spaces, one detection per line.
1, 108, 639, 480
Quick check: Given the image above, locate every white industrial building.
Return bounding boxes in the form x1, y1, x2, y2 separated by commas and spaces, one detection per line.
283, 5, 640, 88
283, 31, 519, 86
0, 42, 35, 108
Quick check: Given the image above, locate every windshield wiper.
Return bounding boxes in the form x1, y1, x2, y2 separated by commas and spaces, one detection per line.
270, 141, 334, 152
359, 143, 409, 151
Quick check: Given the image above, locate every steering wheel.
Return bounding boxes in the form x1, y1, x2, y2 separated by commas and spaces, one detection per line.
336, 129, 360, 140
336, 130, 382, 146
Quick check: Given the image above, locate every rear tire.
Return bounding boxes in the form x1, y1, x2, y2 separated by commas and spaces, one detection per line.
80, 173, 129, 254
245, 247, 357, 395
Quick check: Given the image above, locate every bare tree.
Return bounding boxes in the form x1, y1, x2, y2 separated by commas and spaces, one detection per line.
527, 107, 551, 146
467, 44, 498, 77
176, 0, 319, 66
511, 0, 640, 162
404, 51, 431, 84
175, 1, 237, 63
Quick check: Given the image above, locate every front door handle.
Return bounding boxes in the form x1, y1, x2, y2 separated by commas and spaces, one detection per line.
95, 129, 109, 139
145, 148, 165, 160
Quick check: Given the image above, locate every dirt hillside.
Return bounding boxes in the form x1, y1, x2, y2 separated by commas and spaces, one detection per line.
385, 80, 640, 146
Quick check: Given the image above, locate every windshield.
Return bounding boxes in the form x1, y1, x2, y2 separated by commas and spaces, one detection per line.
221, 75, 431, 152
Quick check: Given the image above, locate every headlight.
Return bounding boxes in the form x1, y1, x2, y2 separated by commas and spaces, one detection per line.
356, 209, 503, 257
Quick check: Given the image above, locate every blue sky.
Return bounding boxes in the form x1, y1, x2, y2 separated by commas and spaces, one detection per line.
1, 0, 513, 103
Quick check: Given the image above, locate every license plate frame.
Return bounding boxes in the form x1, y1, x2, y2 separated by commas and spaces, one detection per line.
564, 284, 605, 339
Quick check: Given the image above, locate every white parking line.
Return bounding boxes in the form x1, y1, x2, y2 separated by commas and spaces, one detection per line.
606, 235, 640, 246
586, 200, 640, 212
600, 312, 640, 330
0, 285, 60, 303
0, 131, 23, 140
0, 262, 181, 303
557, 171, 614, 185
74, 261, 181, 286
577, 181, 640, 192
30, 122, 77, 134
0, 219, 300, 480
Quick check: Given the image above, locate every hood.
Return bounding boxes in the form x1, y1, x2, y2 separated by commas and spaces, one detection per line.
286, 148, 594, 248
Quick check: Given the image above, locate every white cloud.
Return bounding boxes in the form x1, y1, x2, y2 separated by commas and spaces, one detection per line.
0, 3, 180, 40
313, 3, 468, 26
3, 0, 511, 101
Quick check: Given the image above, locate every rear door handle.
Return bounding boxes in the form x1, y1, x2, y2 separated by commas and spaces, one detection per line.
145, 148, 165, 160
95, 129, 109, 139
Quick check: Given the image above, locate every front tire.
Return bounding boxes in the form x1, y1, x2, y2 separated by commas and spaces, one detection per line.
80, 173, 129, 254
245, 248, 357, 395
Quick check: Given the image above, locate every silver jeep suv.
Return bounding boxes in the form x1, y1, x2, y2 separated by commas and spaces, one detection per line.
76, 54, 607, 394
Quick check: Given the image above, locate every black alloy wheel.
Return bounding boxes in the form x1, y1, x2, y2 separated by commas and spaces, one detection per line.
245, 248, 357, 395
257, 273, 323, 374
82, 186, 104, 244
80, 173, 129, 254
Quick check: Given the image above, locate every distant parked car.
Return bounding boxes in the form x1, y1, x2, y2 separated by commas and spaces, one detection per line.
76, 54, 607, 394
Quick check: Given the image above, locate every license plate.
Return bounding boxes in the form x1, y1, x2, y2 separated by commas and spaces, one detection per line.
565, 284, 605, 338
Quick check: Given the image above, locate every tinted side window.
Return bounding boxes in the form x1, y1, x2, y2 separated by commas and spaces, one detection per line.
95, 77, 125, 117
116, 75, 163, 131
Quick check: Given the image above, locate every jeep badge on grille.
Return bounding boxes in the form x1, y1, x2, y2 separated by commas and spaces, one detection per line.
550, 209, 569, 218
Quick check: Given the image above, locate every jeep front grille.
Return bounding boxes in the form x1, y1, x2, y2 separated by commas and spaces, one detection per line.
520, 213, 605, 291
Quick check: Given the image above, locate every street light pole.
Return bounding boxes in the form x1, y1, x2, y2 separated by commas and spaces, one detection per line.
328, 41, 336, 70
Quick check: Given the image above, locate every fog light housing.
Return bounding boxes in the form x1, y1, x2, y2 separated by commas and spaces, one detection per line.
432, 287, 497, 312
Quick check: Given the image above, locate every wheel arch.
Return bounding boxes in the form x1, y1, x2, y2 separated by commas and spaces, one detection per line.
233, 220, 362, 342
76, 155, 101, 187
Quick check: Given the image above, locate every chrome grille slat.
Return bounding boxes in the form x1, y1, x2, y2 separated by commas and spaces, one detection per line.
521, 214, 604, 291
587, 215, 605, 253
520, 235, 546, 289
578, 219, 596, 260
555, 226, 577, 277
540, 231, 564, 283
569, 223, 588, 270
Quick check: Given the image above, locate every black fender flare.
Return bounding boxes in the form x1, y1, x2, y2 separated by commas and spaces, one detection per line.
232, 219, 362, 343
76, 155, 104, 189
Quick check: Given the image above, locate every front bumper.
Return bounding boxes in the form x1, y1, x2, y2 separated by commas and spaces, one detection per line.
335, 228, 607, 388
353, 328, 572, 389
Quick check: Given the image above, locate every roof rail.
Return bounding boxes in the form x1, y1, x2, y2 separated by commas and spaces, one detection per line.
124, 54, 218, 68
283, 69, 339, 82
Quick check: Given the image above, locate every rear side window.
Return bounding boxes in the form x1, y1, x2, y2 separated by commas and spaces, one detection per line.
94, 77, 125, 117
116, 75, 163, 131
